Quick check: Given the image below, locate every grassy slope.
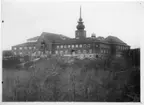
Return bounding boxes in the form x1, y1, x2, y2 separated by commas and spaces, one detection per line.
2, 57, 140, 102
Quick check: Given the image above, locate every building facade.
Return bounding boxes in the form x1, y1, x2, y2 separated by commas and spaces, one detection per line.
12, 7, 130, 59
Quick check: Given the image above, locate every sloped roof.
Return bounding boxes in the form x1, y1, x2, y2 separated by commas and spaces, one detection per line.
41, 32, 71, 43
12, 42, 37, 47
53, 37, 109, 44
40, 32, 109, 45
104, 36, 127, 45
27, 36, 40, 41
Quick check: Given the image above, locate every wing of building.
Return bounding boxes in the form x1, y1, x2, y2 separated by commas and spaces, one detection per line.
11, 7, 130, 59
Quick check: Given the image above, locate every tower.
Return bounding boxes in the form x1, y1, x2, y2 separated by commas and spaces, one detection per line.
75, 6, 86, 39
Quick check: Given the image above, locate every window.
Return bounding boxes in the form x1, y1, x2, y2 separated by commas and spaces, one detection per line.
14, 47, 17, 50
19, 52, 22, 55
55, 50, 58, 54
101, 49, 103, 53
87, 44, 90, 48
24, 47, 27, 50
65, 50, 68, 54
34, 46, 36, 49
68, 45, 71, 48
49, 51, 51, 54
79, 44, 82, 48
57, 46, 59, 49
61, 45, 63, 48
29, 47, 31, 49
83, 50, 87, 54
78, 50, 81, 54
89, 49, 92, 53
19, 47, 22, 50
103, 50, 105, 53
76, 44, 78, 48
45, 51, 49, 54
72, 45, 74, 48
83, 44, 86, 47
96, 44, 98, 47
64, 45, 67, 48
60, 51, 63, 55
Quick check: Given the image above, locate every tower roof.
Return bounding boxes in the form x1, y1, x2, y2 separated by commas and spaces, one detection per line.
76, 6, 85, 30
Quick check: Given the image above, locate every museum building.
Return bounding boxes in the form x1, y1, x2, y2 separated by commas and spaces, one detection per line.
12, 7, 130, 59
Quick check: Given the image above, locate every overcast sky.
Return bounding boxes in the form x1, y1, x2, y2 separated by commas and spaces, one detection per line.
2, 0, 144, 50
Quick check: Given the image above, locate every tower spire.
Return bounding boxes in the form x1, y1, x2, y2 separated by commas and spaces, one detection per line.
76, 6, 85, 30
80, 6, 81, 19
79, 6, 82, 21
75, 6, 86, 39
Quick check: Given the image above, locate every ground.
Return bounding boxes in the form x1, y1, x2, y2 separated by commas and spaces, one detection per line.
2, 56, 140, 102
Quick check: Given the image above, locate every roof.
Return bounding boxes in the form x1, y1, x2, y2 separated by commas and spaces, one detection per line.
12, 42, 37, 47
41, 32, 70, 41
40, 32, 71, 43
53, 37, 109, 45
104, 36, 127, 45
27, 36, 40, 41
40, 32, 110, 45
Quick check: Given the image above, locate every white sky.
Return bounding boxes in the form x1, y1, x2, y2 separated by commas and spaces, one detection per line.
1, 0, 144, 50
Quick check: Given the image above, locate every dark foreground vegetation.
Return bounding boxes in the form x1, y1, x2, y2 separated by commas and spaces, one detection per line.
2, 49, 140, 102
